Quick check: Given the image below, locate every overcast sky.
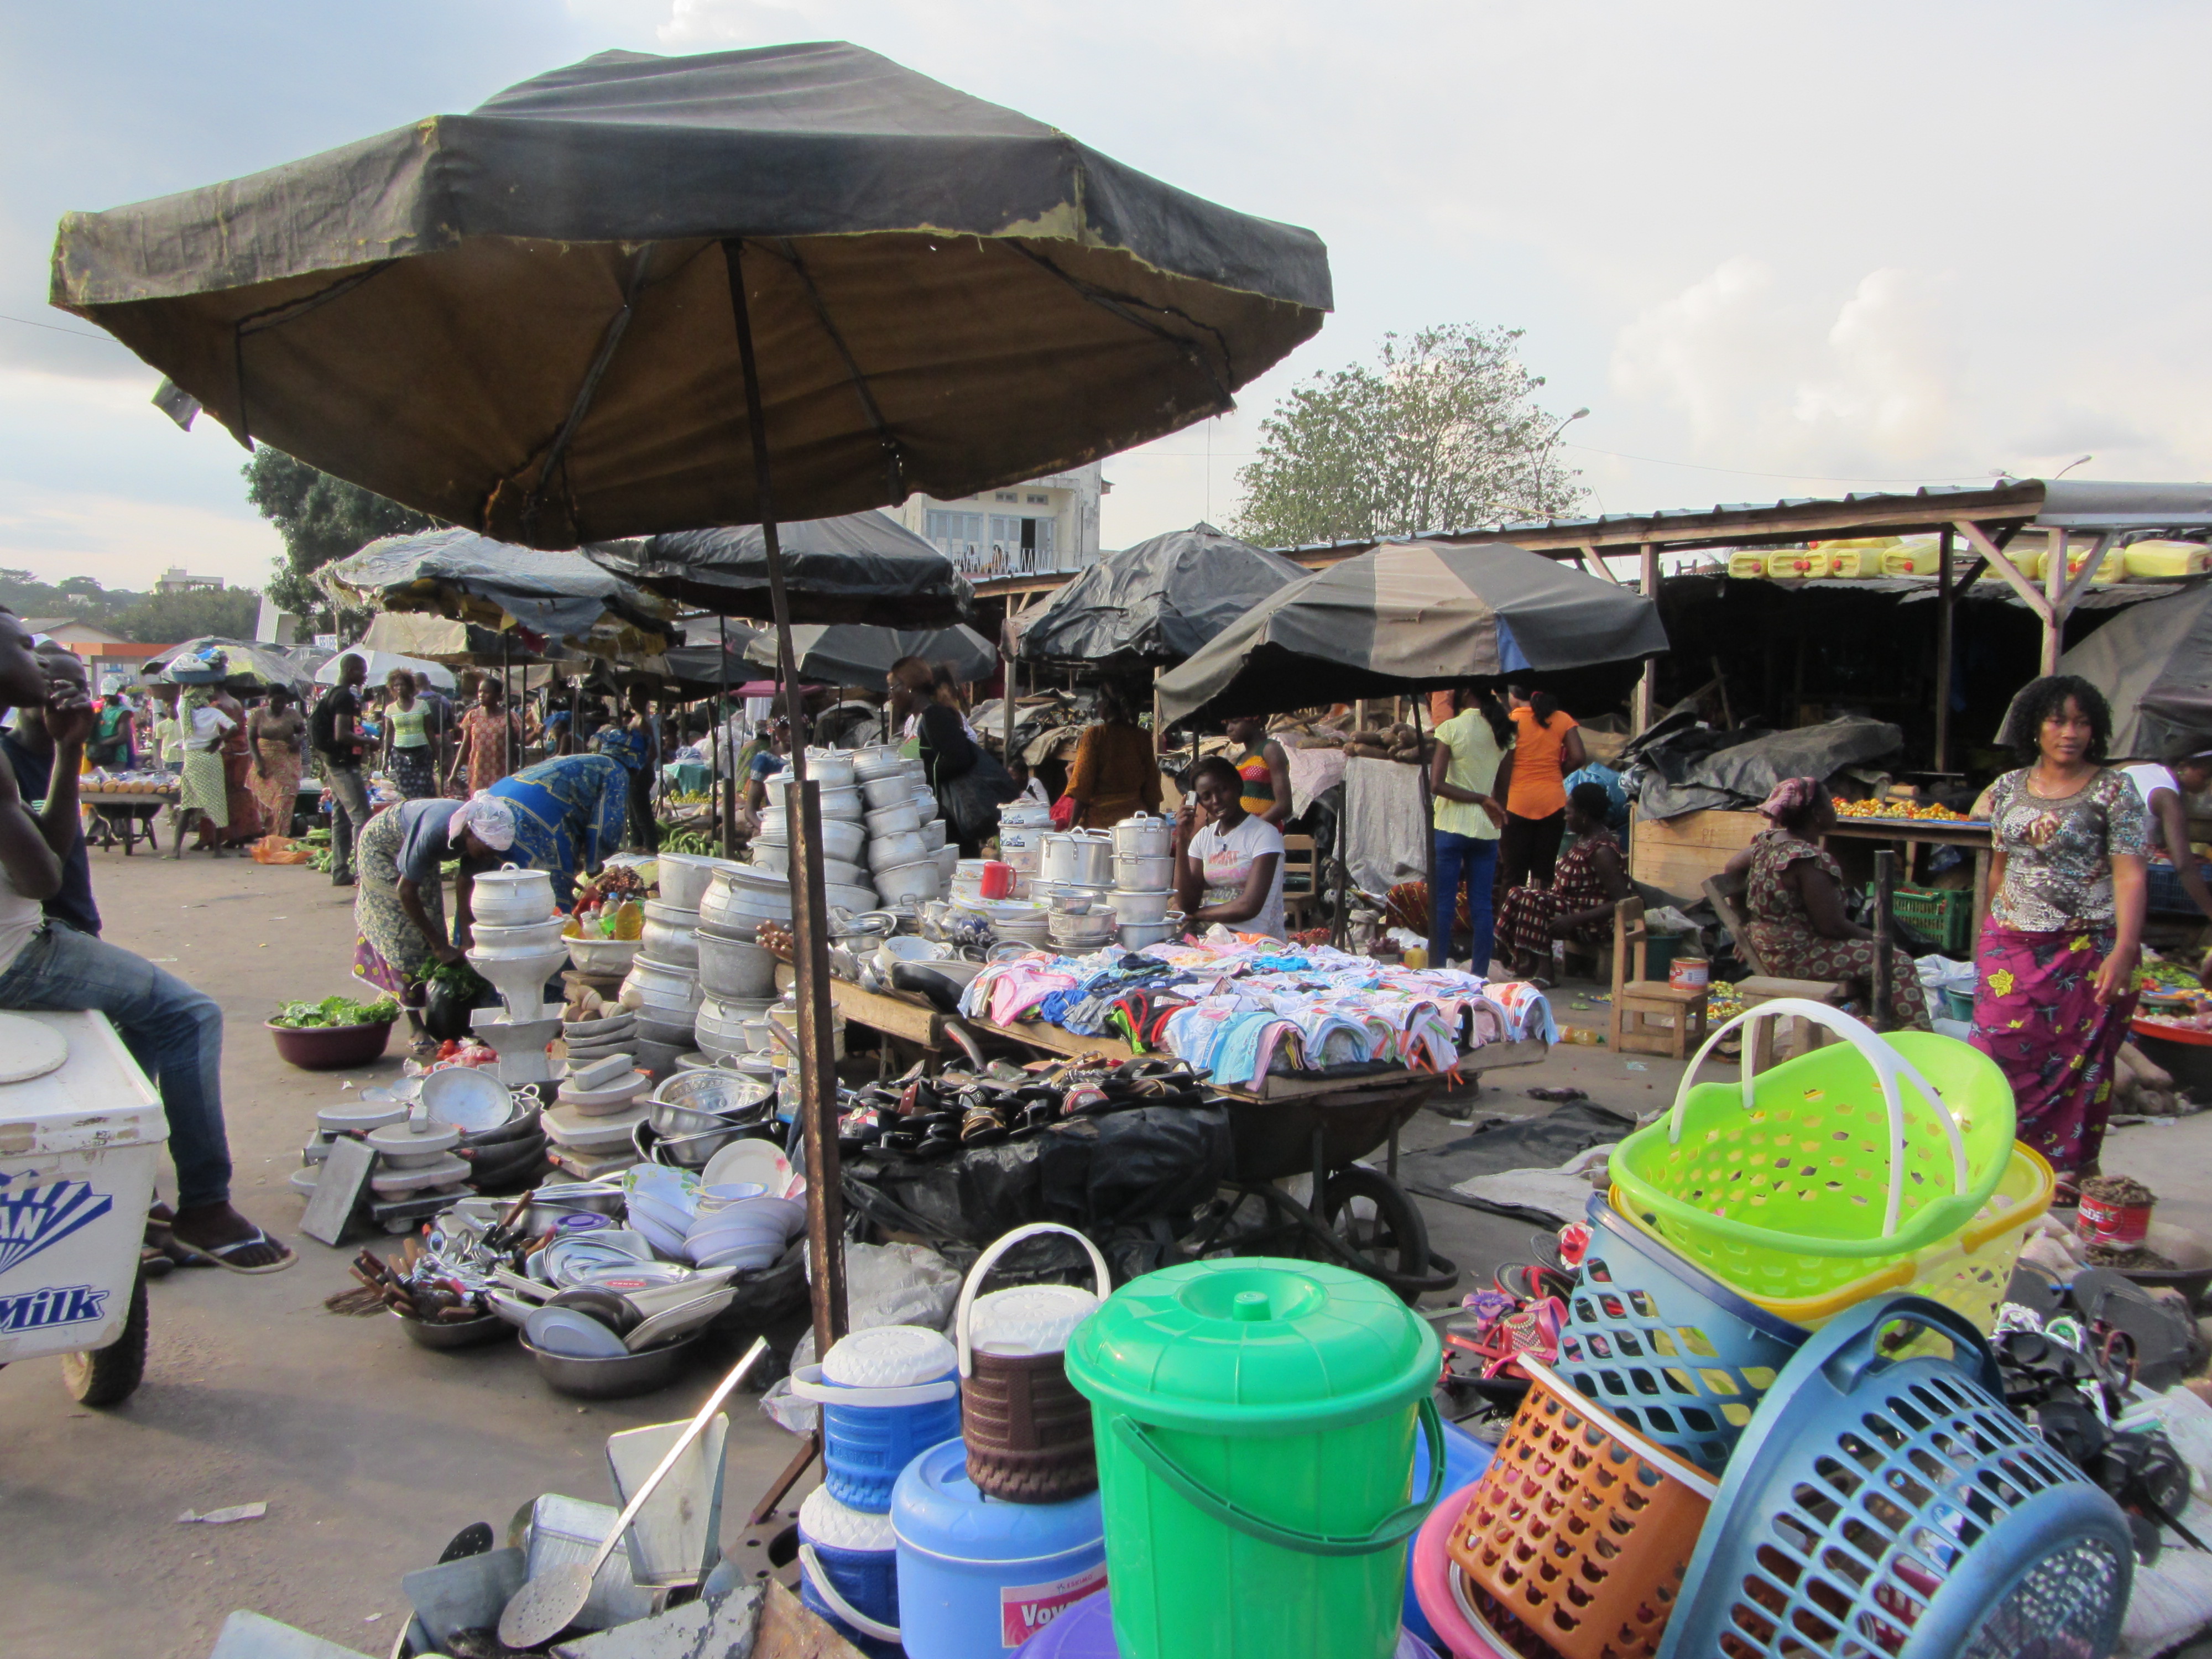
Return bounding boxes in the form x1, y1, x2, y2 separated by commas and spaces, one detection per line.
4, 1, 2206, 592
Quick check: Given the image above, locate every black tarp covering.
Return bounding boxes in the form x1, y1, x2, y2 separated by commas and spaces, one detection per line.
743, 622, 996, 686
595, 512, 974, 627
1627, 716, 1904, 820
1157, 541, 1670, 723
51, 43, 1330, 548
1016, 522, 1314, 670
2004, 583, 2212, 759
328, 528, 669, 649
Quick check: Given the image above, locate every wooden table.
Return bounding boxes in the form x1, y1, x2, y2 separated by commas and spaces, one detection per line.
1820, 818, 1992, 946
79, 790, 178, 854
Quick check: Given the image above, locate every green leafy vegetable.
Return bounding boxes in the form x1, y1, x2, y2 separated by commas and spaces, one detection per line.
270, 994, 402, 1029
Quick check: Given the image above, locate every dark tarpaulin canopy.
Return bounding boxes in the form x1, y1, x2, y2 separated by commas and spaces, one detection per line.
743, 622, 996, 687
140, 637, 319, 693
1015, 521, 1313, 670
1156, 541, 1671, 723
327, 528, 669, 653
2001, 582, 2212, 760
593, 510, 973, 626
50, 41, 1331, 550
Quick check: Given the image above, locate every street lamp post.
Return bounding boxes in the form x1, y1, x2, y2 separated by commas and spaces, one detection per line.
1536, 407, 1589, 510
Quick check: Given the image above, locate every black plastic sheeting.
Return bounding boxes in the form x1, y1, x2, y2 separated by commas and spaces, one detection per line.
1396, 1102, 1637, 1224
844, 1105, 1232, 1255
744, 622, 996, 687
2005, 583, 2212, 760
596, 512, 974, 627
1016, 522, 1314, 670
1627, 715, 1903, 820
330, 528, 670, 647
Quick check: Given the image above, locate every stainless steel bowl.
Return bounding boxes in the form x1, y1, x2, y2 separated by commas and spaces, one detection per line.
648, 1099, 739, 1139
395, 1310, 514, 1350
520, 1330, 700, 1397
652, 1121, 760, 1170
652, 1071, 774, 1121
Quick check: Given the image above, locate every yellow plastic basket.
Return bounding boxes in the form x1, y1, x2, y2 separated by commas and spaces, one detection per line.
1615, 1141, 2051, 1334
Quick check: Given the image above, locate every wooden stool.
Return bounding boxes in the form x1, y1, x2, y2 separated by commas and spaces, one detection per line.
1609, 898, 1710, 1059
1735, 976, 1848, 1070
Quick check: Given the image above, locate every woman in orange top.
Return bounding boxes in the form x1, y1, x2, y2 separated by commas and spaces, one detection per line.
1499, 685, 1585, 893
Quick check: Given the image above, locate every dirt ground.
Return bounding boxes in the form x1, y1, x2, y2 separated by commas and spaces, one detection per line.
12, 846, 2212, 1657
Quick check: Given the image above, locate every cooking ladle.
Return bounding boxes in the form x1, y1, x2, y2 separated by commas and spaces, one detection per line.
497, 1337, 768, 1648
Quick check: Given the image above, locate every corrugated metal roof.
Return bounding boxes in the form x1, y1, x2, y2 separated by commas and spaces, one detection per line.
1266, 478, 2212, 562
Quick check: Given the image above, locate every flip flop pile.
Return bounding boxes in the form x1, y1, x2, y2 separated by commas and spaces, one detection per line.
838, 1055, 1212, 1161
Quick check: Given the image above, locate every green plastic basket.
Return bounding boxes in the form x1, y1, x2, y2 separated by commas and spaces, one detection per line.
1609, 999, 2016, 1305
1866, 881, 1972, 956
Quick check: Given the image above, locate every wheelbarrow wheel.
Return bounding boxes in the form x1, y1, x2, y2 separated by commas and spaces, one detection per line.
1317, 1166, 1431, 1304
60, 1269, 147, 1407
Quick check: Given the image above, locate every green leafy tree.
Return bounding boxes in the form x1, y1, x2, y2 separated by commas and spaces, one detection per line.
111, 587, 263, 644
1232, 323, 1585, 547
244, 449, 436, 629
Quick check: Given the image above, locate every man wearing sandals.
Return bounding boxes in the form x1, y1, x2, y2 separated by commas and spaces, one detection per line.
0, 608, 291, 1272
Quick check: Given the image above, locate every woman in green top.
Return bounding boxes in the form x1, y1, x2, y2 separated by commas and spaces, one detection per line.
380, 667, 437, 799
1426, 686, 1512, 972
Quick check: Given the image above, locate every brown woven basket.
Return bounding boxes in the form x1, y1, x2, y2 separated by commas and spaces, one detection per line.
954, 1223, 1113, 1506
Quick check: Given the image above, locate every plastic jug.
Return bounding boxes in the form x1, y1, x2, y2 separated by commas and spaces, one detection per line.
790, 1324, 963, 1512
799, 1485, 902, 1659
957, 1223, 1110, 1504
1066, 1258, 1445, 1659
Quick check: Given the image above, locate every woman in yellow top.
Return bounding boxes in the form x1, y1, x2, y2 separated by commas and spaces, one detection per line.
379, 667, 437, 799
1500, 685, 1585, 893
1427, 687, 1512, 972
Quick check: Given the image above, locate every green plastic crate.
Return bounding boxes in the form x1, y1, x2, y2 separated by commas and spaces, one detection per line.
1866, 882, 1971, 957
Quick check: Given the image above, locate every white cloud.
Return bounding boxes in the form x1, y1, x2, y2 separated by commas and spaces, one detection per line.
0, 484, 280, 593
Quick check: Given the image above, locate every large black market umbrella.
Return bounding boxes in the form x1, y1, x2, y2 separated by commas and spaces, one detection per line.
1017, 521, 1314, 670
49, 43, 1330, 550
327, 528, 671, 658
1156, 541, 1671, 724
593, 511, 971, 626
744, 623, 996, 687
53, 40, 1332, 1429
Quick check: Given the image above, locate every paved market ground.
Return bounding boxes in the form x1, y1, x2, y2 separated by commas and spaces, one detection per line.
11, 849, 2212, 1657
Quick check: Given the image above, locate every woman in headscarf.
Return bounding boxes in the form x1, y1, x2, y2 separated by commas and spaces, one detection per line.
1492, 782, 1634, 982
1721, 775, 1932, 1030
353, 795, 503, 993
477, 752, 633, 907
170, 684, 236, 857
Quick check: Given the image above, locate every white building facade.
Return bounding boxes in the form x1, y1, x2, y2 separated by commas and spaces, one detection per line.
899, 462, 1106, 578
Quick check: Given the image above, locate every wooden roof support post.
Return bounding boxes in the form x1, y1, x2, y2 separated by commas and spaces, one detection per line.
2044, 530, 2068, 675
1581, 545, 1621, 585
1934, 526, 1955, 772
1633, 543, 1659, 734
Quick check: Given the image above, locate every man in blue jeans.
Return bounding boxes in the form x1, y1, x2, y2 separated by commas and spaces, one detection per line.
311, 651, 373, 887
0, 608, 291, 1271
1427, 686, 1513, 973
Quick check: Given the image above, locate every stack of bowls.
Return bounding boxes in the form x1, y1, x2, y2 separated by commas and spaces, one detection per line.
685, 1180, 805, 1269
861, 751, 945, 907
1047, 902, 1118, 953
996, 798, 1055, 891
696, 993, 777, 1060
762, 758, 878, 910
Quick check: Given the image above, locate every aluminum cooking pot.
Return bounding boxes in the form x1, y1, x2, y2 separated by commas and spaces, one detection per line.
1040, 831, 1113, 888
1112, 813, 1176, 862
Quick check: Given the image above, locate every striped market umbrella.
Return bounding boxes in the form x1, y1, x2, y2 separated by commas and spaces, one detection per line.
1155, 540, 1669, 724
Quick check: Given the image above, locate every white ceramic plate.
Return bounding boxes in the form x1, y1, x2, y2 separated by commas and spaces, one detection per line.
700, 1139, 794, 1194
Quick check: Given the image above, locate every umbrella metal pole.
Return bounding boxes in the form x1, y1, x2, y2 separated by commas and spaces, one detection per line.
726, 238, 847, 1367
718, 616, 734, 860
1001, 614, 1016, 765
1412, 697, 1437, 962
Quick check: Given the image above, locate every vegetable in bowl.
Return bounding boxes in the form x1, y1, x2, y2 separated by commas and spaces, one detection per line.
270, 994, 402, 1030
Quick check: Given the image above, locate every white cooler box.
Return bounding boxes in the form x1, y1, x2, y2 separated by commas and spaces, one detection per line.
0, 1010, 165, 1363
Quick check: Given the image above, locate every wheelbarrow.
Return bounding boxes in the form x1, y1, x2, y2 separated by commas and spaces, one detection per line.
1183, 1071, 1460, 1304
0, 1010, 163, 1408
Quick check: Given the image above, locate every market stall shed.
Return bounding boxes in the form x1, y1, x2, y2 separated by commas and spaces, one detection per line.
2004, 581, 2212, 760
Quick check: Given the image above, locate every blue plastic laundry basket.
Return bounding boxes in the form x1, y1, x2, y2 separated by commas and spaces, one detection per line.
1557, 1192, 1811, 1473
1656, 1294, 2133, 1659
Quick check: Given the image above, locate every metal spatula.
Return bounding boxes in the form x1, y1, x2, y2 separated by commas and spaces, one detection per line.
497, 1337, 768, 1648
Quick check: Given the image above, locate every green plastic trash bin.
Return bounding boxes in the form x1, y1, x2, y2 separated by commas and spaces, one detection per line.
1064, 1258, 1444, 1659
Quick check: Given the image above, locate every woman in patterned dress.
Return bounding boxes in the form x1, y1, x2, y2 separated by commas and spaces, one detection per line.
1970, 676, 2147, 1185
248, 685, 306, 836
1722, 776, 1932, 1030
446, 676, 525, 797
478, 753, 632, 907
1494, 782, 1632, 980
